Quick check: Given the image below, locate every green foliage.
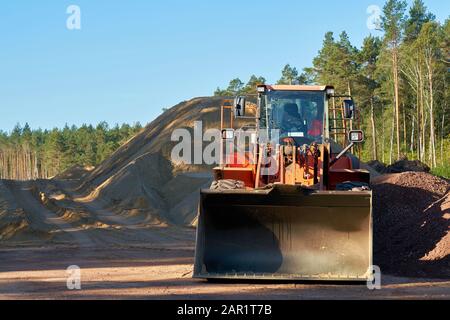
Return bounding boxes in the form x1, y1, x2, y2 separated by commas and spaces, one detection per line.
212, 0, 449, 171
0, 122, 143, 179
309, 31, 360, 95
277, 64, 298, 85
431, 165, 450, 179
381, 0, 408, 45
242, 75, 266, 94
404, 0, 436, 42
359, 36, 382, 92
214, 78, 243, 96
215, 75, 265, 96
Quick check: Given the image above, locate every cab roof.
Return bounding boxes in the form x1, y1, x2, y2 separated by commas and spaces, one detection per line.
259, 84, 334, 92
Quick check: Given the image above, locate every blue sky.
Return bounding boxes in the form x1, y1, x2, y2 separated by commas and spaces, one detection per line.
0, 0, 448, 132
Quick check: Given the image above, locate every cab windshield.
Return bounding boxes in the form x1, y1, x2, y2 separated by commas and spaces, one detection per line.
260, 91, 325, 143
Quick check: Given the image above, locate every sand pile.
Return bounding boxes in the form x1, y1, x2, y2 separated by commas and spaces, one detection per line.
66, 97, 248, 226
0, 181, 29, 241
0, 97, 239, 245
35, 181, 99, 228
372, 172, 449, 278
0, 181, 57, 243
54, 166, 94, 180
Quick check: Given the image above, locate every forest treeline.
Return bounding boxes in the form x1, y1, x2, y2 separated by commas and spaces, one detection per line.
0, 122, 142, 180
215, 0, 449, 171
1, 0, 448, 180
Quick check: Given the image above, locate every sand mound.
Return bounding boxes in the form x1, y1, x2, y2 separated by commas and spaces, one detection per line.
35, 181, 98, 228
55, 166, 95, 180
0, 181, 30, 241
0, 181, 56, 243
373, 172, 449, 278
68, 97, 242, 226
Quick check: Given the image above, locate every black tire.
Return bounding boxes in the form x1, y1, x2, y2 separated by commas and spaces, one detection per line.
210, 179, 245, 191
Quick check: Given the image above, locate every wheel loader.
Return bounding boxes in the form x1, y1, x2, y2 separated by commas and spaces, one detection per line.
194, 84, 372, 281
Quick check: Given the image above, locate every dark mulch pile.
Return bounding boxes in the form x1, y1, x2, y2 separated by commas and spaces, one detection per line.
372, 172, 449, 278
367, 160, 388, 173
368, 159, 430, 174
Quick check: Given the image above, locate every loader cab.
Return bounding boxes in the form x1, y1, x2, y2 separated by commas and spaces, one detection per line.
256, 85, 330, 145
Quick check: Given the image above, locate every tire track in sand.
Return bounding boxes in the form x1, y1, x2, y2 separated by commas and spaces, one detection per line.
3, 180, 94, 248
52, 179, 195, 250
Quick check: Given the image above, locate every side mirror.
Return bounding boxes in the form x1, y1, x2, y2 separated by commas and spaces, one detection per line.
343, 99, 355, 119
330, 130, 364, 167
234, 97, 246, 118
349, 130, 364, 143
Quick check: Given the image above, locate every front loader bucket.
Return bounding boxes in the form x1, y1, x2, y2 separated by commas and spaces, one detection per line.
193, 185, 372, 281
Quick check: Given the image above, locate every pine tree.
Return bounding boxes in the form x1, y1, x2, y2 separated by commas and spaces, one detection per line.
415, 21, 444, 168
404, 0, 436, 43
359, 36, 383, 160
381, 0, 407, 160
311, 32, 342, 90
277, 64, 299, 85
336, 31, 360, 96
242, 75, 266, 94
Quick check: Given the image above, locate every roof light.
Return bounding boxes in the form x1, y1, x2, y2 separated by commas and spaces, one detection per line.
257, 86, 266, 93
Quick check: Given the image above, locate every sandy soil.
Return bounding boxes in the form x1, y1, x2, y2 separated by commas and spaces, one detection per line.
1, 98, 448, 300
0, 175, 449, 300
1, 245, 449, 300
0, 179, 446, 300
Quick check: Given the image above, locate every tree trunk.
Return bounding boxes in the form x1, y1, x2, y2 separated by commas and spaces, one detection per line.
426, 54, 436, 168
416, 70, 421, 160
389, 111, 395, 165
419, 68, 426, 162
403, 105, 407, 156
410, 115, 415, 156
370, 97, 377, 160
392, 47, 401, 160
441, 113, 445, 166
382, 106, 385, 164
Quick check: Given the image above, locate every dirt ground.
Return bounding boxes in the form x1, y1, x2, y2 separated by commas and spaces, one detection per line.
1, 244, 449, 300
1, 98, 448, 300
0, 172, 448, 300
